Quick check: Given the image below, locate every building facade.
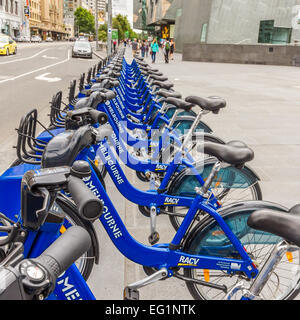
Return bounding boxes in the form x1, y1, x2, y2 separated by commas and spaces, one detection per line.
0, 0, 23, 37
29, 0, 66, 39
135, 0, 300, 52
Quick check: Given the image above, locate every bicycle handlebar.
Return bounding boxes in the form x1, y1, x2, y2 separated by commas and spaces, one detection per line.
67, 174, 103, 221
33, 226, 91, 279
0, 226, 91, 300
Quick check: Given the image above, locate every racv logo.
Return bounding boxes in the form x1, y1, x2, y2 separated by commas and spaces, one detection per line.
164, 197, 179, 205
155, 164, 168, 171
178, 256, 200, 266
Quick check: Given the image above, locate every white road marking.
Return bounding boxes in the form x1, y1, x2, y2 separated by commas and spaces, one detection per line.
42, 55, 59, 60
0, 49, 70, 84
0, 48, 49, 65
35, 73, 62, 82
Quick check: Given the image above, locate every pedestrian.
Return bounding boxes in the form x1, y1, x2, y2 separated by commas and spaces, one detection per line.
170, 39, 175, 60
132, 38, 138, 57
145, 40, 149, 58
113, 40, 117, 53
164, 39, 170, 64
141, 40, 146, 58
150, 38, 159, 63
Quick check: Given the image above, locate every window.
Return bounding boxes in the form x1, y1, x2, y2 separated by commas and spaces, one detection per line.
201, 23, 208, 43
258, 20, 292, 44
14, 1, 17, 14
10, 0, 13, 13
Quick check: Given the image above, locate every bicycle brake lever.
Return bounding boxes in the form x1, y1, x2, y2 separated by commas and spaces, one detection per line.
35, 187, 52, 227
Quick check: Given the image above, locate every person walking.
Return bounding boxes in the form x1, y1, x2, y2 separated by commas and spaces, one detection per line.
164, 39, 170, 63
170, 39, 175, 60
132, 38, 138, 57
150, 38, 159, 63
141, 40, 146, 58
145, 40, 149, 58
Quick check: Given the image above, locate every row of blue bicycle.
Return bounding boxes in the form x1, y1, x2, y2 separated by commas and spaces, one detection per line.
0, 47, 299, 300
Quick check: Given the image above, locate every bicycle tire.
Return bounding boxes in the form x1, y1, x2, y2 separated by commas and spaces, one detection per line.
182, 204, 300, 300
168, 163, 262, 230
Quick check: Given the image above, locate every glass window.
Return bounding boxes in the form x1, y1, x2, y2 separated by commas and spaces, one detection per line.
258, 20, 292, 44
201, 23, 208, 43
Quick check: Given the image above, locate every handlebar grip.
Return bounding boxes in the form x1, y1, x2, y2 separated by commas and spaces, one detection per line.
89, 110, 108, 125
34, 226, 91, 279
68, 175, 103, 221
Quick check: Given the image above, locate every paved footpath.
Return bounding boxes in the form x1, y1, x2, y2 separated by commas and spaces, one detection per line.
87, 47, 300, 300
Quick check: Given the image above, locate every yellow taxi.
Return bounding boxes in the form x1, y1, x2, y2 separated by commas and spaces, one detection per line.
0, 34, 17, 56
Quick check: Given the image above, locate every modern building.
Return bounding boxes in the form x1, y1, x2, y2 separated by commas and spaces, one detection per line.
0, 0, 23, 37
135, 0, 300, 53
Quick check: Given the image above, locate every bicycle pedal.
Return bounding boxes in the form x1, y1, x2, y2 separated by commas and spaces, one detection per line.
148, 232, 160, 245
123, 287, 140, 300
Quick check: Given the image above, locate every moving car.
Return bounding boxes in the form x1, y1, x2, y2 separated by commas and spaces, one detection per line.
0, 34, 17, 55
72, 40, 93, 59
45, 37, 53, 42
31, 36, 42, 43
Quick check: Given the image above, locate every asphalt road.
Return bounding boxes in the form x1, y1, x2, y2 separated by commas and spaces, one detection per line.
0, 41, 102, 172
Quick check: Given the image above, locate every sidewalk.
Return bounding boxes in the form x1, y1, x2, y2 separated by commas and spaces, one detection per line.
88, 46, 300, 300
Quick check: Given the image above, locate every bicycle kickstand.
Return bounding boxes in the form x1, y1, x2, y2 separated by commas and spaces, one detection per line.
124, 268, 168, 300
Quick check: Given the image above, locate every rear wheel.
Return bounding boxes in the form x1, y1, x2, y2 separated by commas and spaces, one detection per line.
183, 209, 300, 300
168, 162, 262, 230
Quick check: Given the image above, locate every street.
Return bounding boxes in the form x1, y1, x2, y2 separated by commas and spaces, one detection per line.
1, 42, 300, 300
0, 41, 102, 172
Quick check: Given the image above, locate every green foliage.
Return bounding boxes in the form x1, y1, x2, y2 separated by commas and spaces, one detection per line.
98, 14, 143, 41
98, 30, 107, 42
74, 7, 95, 35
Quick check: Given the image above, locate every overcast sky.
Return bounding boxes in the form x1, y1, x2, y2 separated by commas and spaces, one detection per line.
112, 0, 133, 27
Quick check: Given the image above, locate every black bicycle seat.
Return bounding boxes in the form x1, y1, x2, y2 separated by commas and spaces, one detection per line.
200, 140, 254, 166
164, 97, 194, 112
152, 81, 174, 90
248, 210, 300, 247
185, 96, 226, 114
150, 75, 168, 82
156, 90, 182, 99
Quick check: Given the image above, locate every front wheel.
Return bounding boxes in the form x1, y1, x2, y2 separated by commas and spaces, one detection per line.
182, 204, 300, 300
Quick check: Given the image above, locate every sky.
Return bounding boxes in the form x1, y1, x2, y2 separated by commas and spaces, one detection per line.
112, 0, 133, 27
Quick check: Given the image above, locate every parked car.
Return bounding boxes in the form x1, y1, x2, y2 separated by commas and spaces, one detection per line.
45, 37, 53, 42
31, 36, 42, 43
69, 37, 76, 42
0, 34, 17, 55
15, 35, 24, 42
72, 40, 93, 59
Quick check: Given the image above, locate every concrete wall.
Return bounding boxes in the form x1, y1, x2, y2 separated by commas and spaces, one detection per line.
174, 0, 212, 52
182, 43, 300, 66
207, 0, 300, 44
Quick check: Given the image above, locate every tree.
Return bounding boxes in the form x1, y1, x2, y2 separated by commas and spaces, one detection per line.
74, 7, 95, 35
98, 15, 138, 41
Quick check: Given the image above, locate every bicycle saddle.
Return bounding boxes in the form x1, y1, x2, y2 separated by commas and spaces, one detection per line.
185, 96, 226, 114
164, 97, 194, 112
41, 126, 93, 168
75, 91, 103, 110
248, 210, 300, 247
200, 140, 254, 166
150, 75, 168, 82
152, 81, 174, 90
156, 90, 182, 99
